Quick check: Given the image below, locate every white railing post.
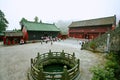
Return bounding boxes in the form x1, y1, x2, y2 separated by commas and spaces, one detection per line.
106, 33, 110, 52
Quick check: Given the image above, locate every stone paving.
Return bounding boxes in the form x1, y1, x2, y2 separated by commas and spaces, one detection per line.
0, 39, 104, 80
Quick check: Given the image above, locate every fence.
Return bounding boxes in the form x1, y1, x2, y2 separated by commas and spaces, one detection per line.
29, 50, 80, 80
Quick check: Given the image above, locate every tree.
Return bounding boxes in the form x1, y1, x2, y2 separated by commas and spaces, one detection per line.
118, 20, 120, 27
0, 10, 8, 32
34, 16, 38, 23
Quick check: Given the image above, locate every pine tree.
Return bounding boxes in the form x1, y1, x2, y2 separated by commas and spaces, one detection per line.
0, 10, 9, 32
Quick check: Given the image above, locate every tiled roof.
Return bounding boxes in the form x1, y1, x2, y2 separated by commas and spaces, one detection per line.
20, 19, 60, 31
4, 31, 23, 37
69, 15, 116, 27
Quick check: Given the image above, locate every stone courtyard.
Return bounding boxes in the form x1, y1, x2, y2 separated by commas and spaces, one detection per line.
0, 39, 105, 80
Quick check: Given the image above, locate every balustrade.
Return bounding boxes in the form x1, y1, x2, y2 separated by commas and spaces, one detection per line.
28, 50, 80, 80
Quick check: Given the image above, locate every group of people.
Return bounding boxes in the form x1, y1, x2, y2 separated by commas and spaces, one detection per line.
79, 40, 89, 49
79, 41, 85, 47
41, 36, 60, 44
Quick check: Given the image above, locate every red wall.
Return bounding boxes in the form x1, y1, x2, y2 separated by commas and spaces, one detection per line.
69, 25, 112, 39
58, 33, 68, 39
22, 27, 28, 42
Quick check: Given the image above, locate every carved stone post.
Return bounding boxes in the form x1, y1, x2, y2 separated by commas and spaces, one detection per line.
31, 58, 33, 71
61, 50, 65, 57
49, 49, 51, 53
72, 52, 75, 62
31, 58, 33, 64
31, 58, 34, 66
48, 49, 52, 58
38, 65, 45, 80
63, 65, 69, 80
37, 52, 40, 59
77, 59, 80, 70
37, 52, 41, 64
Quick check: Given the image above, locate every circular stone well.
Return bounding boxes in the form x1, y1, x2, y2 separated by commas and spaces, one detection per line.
28, 50, 81, 80
43, 63, 71, 72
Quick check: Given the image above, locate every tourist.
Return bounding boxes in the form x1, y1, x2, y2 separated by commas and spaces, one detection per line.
20, 39, 24, 45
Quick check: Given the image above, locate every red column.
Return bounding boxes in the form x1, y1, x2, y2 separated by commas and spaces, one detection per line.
3, 37, 6, 45
7, 39, 11, 45
12, 39, 15, 45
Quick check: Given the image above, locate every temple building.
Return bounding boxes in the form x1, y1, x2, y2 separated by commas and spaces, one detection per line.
3, 31, 23, 45
68, 15, 116, 39
58, 31, 68, 40
20, 18, 60, 42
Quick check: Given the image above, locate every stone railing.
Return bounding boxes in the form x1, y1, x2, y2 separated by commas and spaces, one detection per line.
28, 50, 80, 80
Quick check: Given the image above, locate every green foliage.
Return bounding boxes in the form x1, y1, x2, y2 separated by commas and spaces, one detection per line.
90, 41, 97, 51
106, 52, 120, 79
91, 66, 116, 80
91, 51, 120, 80
116, 22, 120, 28
0, 10, 8, 32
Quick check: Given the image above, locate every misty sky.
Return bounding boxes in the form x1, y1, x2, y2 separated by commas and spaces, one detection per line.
0, 0, 120, 30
